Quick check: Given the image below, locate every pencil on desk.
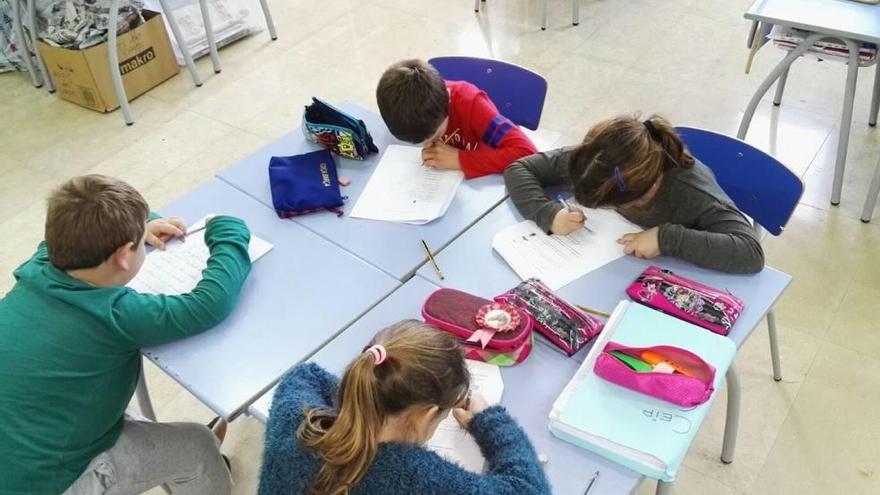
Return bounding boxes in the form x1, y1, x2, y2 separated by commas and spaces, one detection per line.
575, 304, 610, 318
421, 239, 445, 280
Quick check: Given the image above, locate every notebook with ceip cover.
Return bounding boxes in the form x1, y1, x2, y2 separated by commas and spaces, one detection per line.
548, 301, 736, 482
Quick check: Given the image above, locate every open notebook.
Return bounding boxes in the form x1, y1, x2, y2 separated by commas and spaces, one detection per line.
549, 301, 736, 482
128, 215, 273, 295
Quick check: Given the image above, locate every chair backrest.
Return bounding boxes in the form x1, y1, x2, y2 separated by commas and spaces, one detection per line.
428, 56, 547, 130
675, 127, 803, 236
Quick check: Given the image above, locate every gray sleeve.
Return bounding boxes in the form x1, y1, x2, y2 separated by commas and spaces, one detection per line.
503, 148, 573, 233
658, 206, 765, 274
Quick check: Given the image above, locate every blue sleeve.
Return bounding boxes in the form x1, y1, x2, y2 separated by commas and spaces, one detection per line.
406, 406, 550, 494
259, 363, 340, 495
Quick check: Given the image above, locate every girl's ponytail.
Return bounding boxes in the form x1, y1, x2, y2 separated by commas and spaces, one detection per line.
297, 320, 469, 495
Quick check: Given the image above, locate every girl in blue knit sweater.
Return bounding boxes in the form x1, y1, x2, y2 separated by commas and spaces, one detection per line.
258, 320, 550, 495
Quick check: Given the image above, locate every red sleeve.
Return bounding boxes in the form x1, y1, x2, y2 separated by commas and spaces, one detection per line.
458, 93, 538, 179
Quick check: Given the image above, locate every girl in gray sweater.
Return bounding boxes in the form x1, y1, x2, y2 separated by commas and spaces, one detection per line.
504, 115, 764, 274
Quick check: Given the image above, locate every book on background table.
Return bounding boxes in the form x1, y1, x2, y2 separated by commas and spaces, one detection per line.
350, 145, 464, 225
426, 360, 503, 473
128, 215, 273, 295
491, 207, 638, 290
548, 301, 736, 482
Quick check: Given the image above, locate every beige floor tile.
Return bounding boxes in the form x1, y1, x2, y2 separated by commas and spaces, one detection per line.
633, 465, 743, 495
752, 342, 880, 495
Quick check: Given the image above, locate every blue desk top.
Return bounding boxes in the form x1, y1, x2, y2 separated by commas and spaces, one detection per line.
216, 102, 508, 280
249, 277, 641, 495
415, 199, 792, 352
144, 179, 400, 419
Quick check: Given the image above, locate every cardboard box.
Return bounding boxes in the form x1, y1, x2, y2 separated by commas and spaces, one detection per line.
38, 10, 179, 113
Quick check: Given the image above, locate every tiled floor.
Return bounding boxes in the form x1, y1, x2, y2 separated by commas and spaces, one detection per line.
2, 0, 879, 493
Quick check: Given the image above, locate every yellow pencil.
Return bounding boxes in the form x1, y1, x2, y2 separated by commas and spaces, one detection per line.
421, 239, 444, 280
575, 304, 610, 318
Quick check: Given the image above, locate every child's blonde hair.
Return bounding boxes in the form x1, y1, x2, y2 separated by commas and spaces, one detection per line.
569, 114, 695, 208
298, 320, 469, 495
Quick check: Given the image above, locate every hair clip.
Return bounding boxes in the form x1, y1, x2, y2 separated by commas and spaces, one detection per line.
365, 345, 387, 365
643, 119, 660, 141
613, 166, 627, 192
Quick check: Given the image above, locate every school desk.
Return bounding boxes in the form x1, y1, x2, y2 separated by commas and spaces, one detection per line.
248, 276, 643, 495
216, 102, 508, 281
412, 198, 792, 492
740, 0, 880, 208
139, 179, 400, 421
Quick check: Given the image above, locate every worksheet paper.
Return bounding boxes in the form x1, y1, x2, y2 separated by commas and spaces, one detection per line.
426, 360, 504, 473
128, 216, 273, 295
492, 208, 640, 290
350, 145, 464, 225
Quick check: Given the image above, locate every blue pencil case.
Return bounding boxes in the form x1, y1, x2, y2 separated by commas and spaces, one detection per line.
268, 149, 344, 218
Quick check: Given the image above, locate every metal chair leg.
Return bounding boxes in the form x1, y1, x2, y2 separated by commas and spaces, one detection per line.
541, 0, 548, 30
861, 155, 880, 222
11, 0, 42, 87
474, 0, 480, 13
157, 0, 203, 87
258, 0, 278, 39
721, 364, 741, 464
26, 0, 54, 92
572, 0, 579, 26
197, 0, 222, 73
869, 62, 879, 127
773, 66, 789, 106
656, 480, 673, 495
767, 309, 782, 381
738, 33, 823, 140
136, 359, 158, 421
830, 40, 861, 206
108, 0, 134, 125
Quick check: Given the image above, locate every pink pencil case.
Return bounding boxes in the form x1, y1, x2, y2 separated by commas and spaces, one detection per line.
594, 342, 716, 407
626, 266, 744, 336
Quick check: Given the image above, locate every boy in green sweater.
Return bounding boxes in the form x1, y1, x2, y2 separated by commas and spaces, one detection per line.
0, 175, 253, 495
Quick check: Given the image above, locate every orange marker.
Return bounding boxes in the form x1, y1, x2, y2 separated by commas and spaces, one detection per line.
641, 350, 695, 377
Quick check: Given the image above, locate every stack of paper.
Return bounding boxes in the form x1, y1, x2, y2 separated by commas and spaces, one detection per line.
491, 207, 639, 290
426, 360, 504, 473
549, 301, 736, 482
350, 145, 464, 225
128, 215, 273, 295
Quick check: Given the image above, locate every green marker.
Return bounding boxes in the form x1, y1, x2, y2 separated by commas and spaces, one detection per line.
609, 351, 653, 372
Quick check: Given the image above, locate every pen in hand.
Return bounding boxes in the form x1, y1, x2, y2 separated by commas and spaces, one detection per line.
555, 194, 594, 233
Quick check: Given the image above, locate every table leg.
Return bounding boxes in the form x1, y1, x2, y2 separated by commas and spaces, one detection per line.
157, 0, 203, 87
136, 360, 158, 422
773, 67, 789, 106
721, 364, 740, 464
767, 309, 782, 381
11, 0, 42, 87
26, 0, 54, 93
107, 0, 134, 125
197, 0, 221, 73
869, 62, 879, 127
830, 41, 861, 206
738, 33, 824, 141
656, 480, 673, 495
258, 0, 278, 40
861, 155, 880, 222
474, 0, 480, 12
572, 0, 579, 26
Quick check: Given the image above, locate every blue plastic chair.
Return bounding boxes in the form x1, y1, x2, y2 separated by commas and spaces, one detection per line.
676, 126, 804, 383
428, 56, 548, 130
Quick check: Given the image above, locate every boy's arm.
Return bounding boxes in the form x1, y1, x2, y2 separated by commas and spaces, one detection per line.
112, 216, 253, 348
458, 93, 538, 179
504, 148, 573, 233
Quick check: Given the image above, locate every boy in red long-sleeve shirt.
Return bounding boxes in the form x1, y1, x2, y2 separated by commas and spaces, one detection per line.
376, 59, 538, 179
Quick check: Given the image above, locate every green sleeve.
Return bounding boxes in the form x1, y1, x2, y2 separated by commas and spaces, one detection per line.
112, 215, 253, 348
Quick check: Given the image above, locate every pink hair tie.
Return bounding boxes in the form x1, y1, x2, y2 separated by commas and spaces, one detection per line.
365, 345, 387, 365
